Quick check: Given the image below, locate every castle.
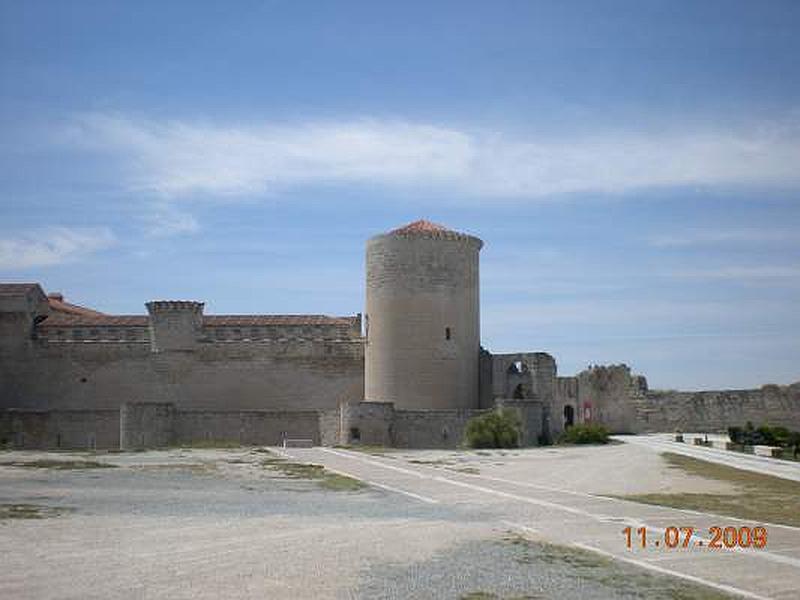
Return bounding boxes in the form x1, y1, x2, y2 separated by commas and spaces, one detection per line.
2, 220, 799, 449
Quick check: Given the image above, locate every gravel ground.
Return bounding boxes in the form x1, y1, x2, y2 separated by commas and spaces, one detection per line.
0, 447, 737, 599
381, 443, 737, 496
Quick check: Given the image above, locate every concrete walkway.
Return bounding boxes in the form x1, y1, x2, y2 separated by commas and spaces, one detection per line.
614, 434, 800, 482
281, 446, 800, 600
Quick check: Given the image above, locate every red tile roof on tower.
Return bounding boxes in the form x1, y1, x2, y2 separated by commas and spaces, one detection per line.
390, 219, 453, 235
383, 219, 483, 248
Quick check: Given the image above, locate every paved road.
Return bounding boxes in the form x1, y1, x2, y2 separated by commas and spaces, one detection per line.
281, 446, 800, 600
615, 434, 800, 482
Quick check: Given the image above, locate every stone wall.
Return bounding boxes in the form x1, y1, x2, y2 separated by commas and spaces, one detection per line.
0, 408, 119, 449
489, 352, 557, 402
1, 339, 364, 412
120, 402, 175, 450
493, 399, 545, 446
576, 365, 648, 433
338, 401, 495, 448
173, 409, 322, 447
552, 376, 579, 437
572, 365, 800, 434
393, 408, 486, 449
637, 383, 800, 433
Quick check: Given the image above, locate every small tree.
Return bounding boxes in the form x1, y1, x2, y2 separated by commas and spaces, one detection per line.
558, 423, 610, 445
464, 409, 521, 449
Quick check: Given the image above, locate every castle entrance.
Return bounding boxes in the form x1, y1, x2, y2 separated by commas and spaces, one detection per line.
563, 405, 575, 429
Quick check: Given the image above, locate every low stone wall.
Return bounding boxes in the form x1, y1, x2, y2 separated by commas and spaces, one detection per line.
173, 409, 321, 447
339, 400, 544, 448
392, 408, 486, 449
636, 384, 800, 433
0, 408, 119, 449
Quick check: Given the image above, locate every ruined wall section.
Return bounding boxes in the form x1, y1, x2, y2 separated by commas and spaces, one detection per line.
489, 352, 557, 402
573, 365, 800, 433
552, 376, 579, 437
576, 365, 648, 433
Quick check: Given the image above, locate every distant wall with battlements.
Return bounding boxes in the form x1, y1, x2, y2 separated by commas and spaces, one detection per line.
564, 364, 800, 434
0, 286, 364, 413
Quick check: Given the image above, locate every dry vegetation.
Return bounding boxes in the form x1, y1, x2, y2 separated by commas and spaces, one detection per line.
612, 452, 800, 526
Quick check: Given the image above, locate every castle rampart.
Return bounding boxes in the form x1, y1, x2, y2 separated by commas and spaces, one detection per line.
2, 220, 797, 450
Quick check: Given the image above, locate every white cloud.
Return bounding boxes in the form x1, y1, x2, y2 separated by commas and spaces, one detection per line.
669, 265, 800, 280
648, 229, 797, 247
0, 227, 115, 270
65, 113, 800, 199
143, 203, 200, 237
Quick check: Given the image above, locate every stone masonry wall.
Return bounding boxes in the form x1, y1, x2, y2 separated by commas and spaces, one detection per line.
339, 401, 491, 449
0, 408, 119, 449
572, 365, 800, 434
1, 339, 364, 412
637, 383, 800, 433
173, 409, 322, 447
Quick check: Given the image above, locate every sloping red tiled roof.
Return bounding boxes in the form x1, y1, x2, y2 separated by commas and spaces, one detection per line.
203, 315, 357, 327
38, 314, 149, 327
37, 313, 357, 328
390, 219, 453, 235
47, 294, 106, 317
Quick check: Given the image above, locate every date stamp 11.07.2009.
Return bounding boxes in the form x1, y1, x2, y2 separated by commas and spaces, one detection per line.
623, 526, 767, 550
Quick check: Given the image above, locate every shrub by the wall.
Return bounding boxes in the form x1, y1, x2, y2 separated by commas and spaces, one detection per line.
729, 423, 798, 448
559, 424, 610, 445
464, 410, 520, 449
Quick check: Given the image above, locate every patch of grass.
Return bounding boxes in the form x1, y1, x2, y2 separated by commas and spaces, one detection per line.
318, 472, 365, 491
407, 458, 455, 466
447, 466, 480, 475
260, 455, 365, 492
335, 445, 393, 456
501, 532, 734, 599
611, 452, 800, 527
137, 463, 217, 474
0, 459, 116, 470
0, 503, 74, 520
460, 593, 542, 600
178, 440, 243, 449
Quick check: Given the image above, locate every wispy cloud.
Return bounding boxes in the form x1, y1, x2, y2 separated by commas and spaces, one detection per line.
669, 265, 800, 281
65, 113, 800, 200
0, 227, 115, 270
648, 229, 797, 248
143, 203, 200, 237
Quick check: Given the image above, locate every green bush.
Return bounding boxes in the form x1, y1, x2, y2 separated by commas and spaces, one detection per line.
729, 423, 798, 448
558, 424, 610, 445
464, 410, 521, 449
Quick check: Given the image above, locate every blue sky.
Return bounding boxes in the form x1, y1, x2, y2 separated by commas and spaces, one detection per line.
1, 1, 799, 390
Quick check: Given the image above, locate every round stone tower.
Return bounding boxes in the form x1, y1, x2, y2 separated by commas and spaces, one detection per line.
365, 220, 483, 409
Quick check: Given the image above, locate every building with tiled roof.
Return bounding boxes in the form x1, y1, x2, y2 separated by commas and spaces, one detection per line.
0, 281, 364, 421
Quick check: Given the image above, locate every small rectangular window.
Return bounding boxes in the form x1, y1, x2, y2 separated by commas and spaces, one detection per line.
445, 327, 451, 340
